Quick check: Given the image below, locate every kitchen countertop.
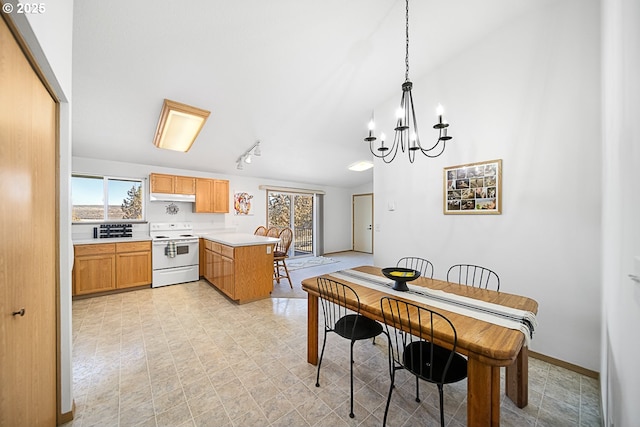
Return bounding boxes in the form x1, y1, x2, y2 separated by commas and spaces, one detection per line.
73, 236, 152, 245
199, 232, 279, 247
72, 232, 278, 248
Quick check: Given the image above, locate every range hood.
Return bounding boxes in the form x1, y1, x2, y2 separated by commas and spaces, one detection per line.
149, 192, 196, 203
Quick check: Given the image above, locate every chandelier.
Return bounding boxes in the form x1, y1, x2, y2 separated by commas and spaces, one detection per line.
364, 0, 452, 163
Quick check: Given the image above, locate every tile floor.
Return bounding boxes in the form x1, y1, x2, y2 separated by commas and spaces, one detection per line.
64, 253, 602, 427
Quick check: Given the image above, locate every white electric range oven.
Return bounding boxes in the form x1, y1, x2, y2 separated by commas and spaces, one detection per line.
149, 222, 199, 288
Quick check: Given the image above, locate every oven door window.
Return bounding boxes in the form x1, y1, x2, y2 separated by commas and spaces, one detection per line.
153, 240, 199, 269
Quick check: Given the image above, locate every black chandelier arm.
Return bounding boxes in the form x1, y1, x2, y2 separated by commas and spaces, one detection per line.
369, 138, 402, 163
419, 139, 448, 158
419, 129, 446, 151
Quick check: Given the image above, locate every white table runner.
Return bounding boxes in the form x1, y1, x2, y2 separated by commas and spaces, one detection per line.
329, 269, 537, 346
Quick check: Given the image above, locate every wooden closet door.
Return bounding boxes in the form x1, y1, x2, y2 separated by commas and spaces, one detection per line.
0, 16, 57, 427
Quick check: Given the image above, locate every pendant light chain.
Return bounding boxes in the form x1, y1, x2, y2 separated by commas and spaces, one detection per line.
405, 0, 410, 82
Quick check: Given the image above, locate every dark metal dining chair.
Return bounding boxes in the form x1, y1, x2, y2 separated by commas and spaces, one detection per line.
380, 297, 468, 427
447, 263, 500, 291
315, 277, 386, 419
396, 256, 435, 279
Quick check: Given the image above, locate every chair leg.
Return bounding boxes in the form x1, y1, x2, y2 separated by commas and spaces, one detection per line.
273, 262, 281, 284
415, 376, 420, 402
281, 259, 292, 288
315, 330, 328, 388
349, 340, 355, 418
437, 384, 445, 427
382, 368, 396, 427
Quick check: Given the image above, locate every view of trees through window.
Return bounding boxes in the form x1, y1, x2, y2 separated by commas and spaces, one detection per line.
72, 175, 144, 222
267, 191, 314, 256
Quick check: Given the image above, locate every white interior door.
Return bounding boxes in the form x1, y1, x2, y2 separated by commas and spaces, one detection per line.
353, 194, 373, 253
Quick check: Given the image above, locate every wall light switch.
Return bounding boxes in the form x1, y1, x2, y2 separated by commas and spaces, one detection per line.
267, 246, 271, 254
388, 201, 396, 211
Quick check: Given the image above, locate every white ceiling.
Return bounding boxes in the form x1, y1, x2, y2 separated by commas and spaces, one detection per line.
72, 0, 550, 188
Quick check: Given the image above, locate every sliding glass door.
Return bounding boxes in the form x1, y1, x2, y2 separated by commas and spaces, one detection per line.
267, 191, 315, 257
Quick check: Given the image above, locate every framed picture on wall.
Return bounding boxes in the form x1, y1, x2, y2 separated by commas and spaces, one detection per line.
444, 159, 502, 214
233, 191, 254, 215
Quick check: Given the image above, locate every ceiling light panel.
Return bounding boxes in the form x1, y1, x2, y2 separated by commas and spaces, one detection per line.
153, 99, 210, 152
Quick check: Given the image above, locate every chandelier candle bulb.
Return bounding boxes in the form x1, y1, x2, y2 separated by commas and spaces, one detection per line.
437, 103, 444, 118
379, 133, 388, 152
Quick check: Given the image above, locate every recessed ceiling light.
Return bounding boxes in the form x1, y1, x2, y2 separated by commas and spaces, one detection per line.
348, 161, 374, 172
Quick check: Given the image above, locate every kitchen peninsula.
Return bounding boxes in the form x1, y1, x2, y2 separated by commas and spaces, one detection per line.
200, 233, 279, 304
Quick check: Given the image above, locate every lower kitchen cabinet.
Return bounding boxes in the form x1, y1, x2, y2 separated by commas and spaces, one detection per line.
203, 239, 273, 303
73, 241, 152, 296
116, 242, 152, 289
73, 244, 116, 295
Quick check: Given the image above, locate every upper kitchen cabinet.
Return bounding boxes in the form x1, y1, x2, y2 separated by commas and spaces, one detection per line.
194, 178, 229, 213
150, 173, 196, 195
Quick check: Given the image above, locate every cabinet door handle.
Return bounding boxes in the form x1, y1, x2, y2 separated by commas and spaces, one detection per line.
12, 308, 25, 317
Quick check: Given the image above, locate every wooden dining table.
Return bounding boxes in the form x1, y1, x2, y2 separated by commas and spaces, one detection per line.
301, 266, 539, 427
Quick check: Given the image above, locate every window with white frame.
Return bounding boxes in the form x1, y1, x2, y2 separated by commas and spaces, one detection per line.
71, 174, 145, 222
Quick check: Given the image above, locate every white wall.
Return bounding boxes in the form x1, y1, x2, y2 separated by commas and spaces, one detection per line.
72, 157, 356, 254
373, 0, 601, 371
7, 0, 75, 415
601, 0, 640, 424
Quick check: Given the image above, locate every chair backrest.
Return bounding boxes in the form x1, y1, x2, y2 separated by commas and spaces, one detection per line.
380, 297, 459, 385
447, 264, 500, 291
266, 227, 280, 238
254, 226, 267, 236
275, 227, 293, 255
396, 256, 434, 279
317, 277, 362, 335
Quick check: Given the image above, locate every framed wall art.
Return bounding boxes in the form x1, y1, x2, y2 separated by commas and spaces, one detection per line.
233, 191, 254, 215
444, 159, 502, 214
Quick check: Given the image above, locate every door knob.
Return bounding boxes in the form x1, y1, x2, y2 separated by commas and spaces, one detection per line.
12, 308, 25, 317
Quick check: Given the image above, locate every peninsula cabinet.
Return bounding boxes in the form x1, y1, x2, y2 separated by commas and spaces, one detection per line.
194, 178, 229, 213
150, 173, 196, 194
202, 239, 274, 303
73, 241, 152, 296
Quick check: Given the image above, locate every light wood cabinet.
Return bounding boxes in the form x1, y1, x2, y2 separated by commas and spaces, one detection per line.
150, 173, 196, 194
116, 241, 152, 289
194, 178, 229, 213
73, 243, 117, 295
213, 179, 229, 212
175, 175, 196, 194
73, 241, 152, 296
204, 245, 214, 282
202, 239, 273, 303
